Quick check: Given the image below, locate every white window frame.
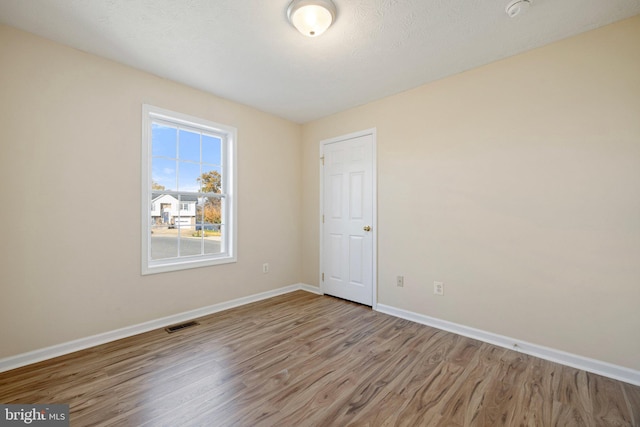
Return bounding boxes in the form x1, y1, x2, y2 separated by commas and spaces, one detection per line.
141, 104, 237, 275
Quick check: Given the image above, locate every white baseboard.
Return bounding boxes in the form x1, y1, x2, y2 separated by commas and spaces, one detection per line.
300, 283, 323, 295
4, 286, 636, 387
0, 283, 313, 374
376, 303, 640, 387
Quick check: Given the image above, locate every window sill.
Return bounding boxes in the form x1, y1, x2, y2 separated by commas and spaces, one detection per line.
142, 255, 237, 275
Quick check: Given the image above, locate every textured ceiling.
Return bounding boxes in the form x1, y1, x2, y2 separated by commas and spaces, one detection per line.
1, 0, 639, 123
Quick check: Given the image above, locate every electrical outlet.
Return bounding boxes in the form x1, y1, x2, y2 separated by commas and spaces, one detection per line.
263, 263, 269, 274
434, 281, 444, 296
396, 276, 404, 287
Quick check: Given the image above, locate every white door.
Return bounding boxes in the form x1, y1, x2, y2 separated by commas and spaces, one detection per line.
321, 131, 375, 306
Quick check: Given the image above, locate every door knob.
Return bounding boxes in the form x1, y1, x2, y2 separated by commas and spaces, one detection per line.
363, 225, 371, 232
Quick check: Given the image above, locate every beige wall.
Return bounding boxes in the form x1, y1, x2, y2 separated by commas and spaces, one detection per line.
0, 25, 302, 358
302, 16, 640, 371
2, 16, 639, 373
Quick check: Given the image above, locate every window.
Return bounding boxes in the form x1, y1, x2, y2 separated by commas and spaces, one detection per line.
142, 105, 237, 274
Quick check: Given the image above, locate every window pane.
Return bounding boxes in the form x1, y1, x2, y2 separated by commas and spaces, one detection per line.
151, 225, 178, 260
202, 134, 221, 165
177, 219, 201, 257
200, 166, 222, 193
196, 199, 205, 224
176, 194, 197, 217
179, 129, 201, 162
150, 192, 162, 225
152, 123, 177, 158
204, 224, 223, 255
194, 197, 222, 255
179, 235, 201, 257
178, 161, 201, 192
205, 196, 224, 255
202, 196, 222, 224
152, 158, 177, 191
176, 195, 196, 228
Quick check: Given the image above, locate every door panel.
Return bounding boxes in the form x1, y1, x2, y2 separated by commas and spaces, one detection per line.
349, 236, 364, 284
329, 234, 343, 280
322, 133, 374, 305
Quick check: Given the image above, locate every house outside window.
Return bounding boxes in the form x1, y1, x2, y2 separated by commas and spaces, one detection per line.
142, 104, 237, 274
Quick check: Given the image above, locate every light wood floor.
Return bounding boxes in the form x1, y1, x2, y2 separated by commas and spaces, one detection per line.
1, 291, 638, 426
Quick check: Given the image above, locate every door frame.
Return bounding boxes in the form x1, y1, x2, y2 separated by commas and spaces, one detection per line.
319, 128, 377, 309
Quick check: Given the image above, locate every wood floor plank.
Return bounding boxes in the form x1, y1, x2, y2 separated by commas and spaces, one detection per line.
623, 382, 640, 426
511, 353, 555, 426
430, 344, 504, 426
0, 291, 638, 426
589, 373, 634, 426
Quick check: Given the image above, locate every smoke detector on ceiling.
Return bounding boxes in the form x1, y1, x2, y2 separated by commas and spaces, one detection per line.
506, 0, 531, 18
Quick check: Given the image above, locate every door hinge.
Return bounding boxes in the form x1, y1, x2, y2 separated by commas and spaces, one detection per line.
322, 214, 324, 223
320, 156, 325, 165
322, 273, 324, 281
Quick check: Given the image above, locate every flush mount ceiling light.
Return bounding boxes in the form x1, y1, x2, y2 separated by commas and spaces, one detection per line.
506, 0, 532, 17
287, 0, 337, 37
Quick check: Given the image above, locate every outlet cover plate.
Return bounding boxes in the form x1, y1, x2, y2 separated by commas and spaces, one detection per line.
434, 281, 444, 296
